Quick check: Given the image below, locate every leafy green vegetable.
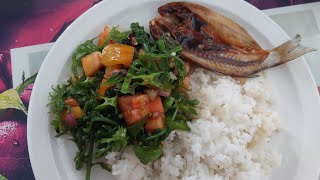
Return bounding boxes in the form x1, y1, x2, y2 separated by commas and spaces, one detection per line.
95, 96, 118, 110
49, 84, 69, 131
131, 22, 157, 53
103, 73, 125, 86
86, 132, 95, 180
120, 44, 187, 94
157, 35, 183, 55
174, 121, 190, 131
110, 29, 132, 44
0, 89, 27, 114
133, 143, 164, 165
95, 127, 128, 158
95, 162, 112, 172
100, 27, 131, 48
127, 116, 147, 138
163, 96, 175, 112
74, 151, 85, 170
49, 21, 199, 179
121, 72, 173, 94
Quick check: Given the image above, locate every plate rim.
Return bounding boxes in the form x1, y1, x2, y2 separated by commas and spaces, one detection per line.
27, 0, 320, 179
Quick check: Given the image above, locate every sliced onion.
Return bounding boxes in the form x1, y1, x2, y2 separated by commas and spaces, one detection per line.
158, 89, 171, 97
145, 89, 158, 100
120, 69, 128, 75
131, 36, 138, 46
110, 69, 127, 76
64, 112, 77, 127
168, 72, 177, 80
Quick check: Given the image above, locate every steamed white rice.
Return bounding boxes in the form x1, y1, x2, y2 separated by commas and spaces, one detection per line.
106, 68, 282, 180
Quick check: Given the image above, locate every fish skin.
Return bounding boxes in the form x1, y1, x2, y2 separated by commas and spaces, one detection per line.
149, 2, 316, 77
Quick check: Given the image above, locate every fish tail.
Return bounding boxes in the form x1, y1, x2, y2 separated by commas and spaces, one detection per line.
273, 34, 316, 64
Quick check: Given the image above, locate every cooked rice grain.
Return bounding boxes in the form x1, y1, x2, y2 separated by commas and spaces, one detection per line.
108, 68, 281, 180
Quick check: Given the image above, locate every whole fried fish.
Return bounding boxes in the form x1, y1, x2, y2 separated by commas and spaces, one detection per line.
149, 2, 316, 77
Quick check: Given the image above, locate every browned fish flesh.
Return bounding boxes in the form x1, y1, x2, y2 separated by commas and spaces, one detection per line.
149, 2, 316, 77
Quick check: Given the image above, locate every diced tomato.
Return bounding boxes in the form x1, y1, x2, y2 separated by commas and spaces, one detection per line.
118, 94, 166, 128
145, 96, 165, 132
122, 108, 150, 126
65, 98, 80, 107
81, 51, 103, 77
148, 96, 164, 113
118, 94, 150, 126
131, 94, 150, 109
71, 106, 84, 119
145, 112, 165, 132
118, 96, 133, 111
101, 44, 134, 67
118, 94, 150, 112
98, 26, 113, 46
122, 108, 149, 126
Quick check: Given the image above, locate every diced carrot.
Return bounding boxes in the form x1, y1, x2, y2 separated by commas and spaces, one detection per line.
145, 112, 165, 132
98, 26, 112, 46
101, 44, 134, 67
98, 87, 107, 97
81, 51, 103, 77
148, 96, 164, 113
65, 98, 80, 107
71, 106, 84, 119
97, 65, 122, 97
97, 78, 110, 97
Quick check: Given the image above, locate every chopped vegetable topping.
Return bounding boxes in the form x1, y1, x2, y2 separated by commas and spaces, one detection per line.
81, 51, 103, 77
101, 44, 135, 67
49, 22, 199, 180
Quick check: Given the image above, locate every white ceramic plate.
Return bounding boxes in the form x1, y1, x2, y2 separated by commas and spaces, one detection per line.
27, 0, 320, 179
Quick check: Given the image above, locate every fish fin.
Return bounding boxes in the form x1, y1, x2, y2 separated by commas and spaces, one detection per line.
273, 34, 316, 64
232, 73, 260, 78
244, 74, 260, 78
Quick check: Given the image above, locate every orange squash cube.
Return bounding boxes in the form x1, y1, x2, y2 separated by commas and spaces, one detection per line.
101, 44, 134, 67
81, 51, 103, 77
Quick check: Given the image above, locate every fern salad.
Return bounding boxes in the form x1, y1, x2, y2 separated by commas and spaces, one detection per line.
49, 23, 199, 180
